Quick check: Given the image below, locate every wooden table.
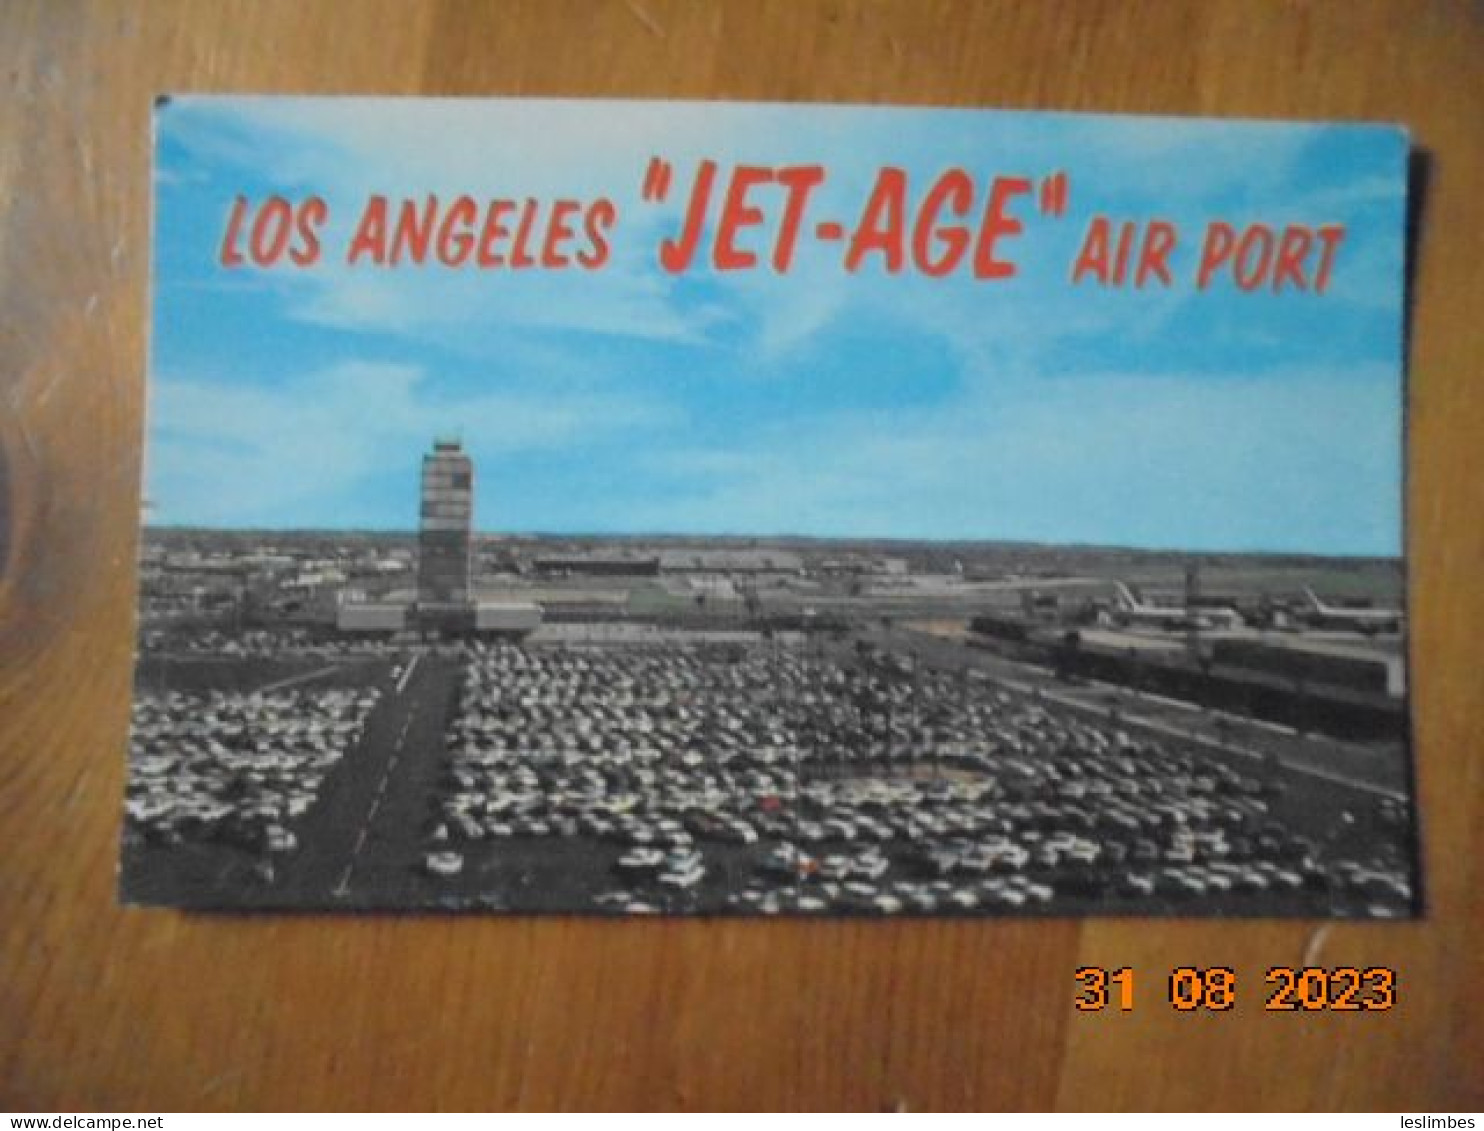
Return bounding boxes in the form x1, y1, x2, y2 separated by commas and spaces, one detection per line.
2, 0, 1480, 1111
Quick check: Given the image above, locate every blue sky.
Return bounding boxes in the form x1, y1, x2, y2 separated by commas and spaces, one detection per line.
148, 97, 1407, 555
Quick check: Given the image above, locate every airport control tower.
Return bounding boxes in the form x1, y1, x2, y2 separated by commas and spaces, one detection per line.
338, 438, 539, 637
417, 437, 473, 605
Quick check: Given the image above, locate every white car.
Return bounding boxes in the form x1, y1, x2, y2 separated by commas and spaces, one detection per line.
424, 851, 463, 877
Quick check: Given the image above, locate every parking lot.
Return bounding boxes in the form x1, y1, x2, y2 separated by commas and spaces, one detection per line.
121, 665, 386, 904
415, 639, 1414, 916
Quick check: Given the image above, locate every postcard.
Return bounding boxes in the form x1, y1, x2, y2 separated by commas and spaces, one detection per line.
123, 97, 1417, 915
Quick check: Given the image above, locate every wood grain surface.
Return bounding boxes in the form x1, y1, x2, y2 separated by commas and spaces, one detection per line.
2, 0, 1481, 1112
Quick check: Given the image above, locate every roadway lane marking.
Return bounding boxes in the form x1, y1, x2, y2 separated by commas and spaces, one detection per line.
255, 663, 344, 695
333, 823, 373, 899
395, 653, 421, 695
330, 680, 425, 899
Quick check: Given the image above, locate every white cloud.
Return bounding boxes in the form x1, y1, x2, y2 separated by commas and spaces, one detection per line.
151, 101, 1407, 552
625, 365, 1402, 554
163, 97, 1402, 371
147, 360, 673, 527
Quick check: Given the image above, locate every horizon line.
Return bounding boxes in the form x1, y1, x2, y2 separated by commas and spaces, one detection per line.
139, 524, 1403, 564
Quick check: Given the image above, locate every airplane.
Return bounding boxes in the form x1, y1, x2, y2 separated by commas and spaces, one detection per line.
1110, 582, 1243, 631
1300, 587, 1403, 634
